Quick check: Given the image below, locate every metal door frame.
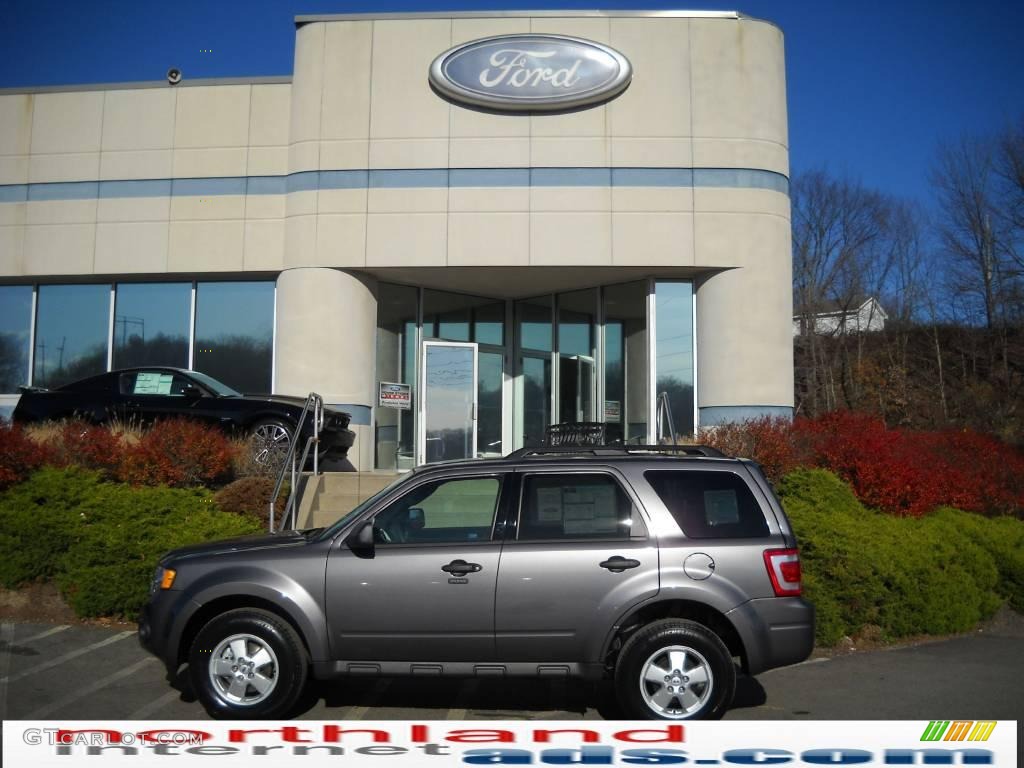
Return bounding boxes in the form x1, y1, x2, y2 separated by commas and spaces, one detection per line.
418, 340, 479, 465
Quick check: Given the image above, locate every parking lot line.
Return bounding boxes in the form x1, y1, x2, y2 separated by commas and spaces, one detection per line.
0, 621, 15, 719
446, 679, 479, 720
19, 625, 71, 644
127, 688, 182, 719
25, 656, 157, 719
347, 679, 393, 720
0, 630, 135, 684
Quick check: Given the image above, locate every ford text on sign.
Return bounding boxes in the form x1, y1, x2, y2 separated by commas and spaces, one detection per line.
429, 34, 632, 112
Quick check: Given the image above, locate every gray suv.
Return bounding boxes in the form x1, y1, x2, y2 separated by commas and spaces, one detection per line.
139, 445, 814, 720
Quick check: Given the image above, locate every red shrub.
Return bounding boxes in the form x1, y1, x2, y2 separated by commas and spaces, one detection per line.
794, 411, 941, 517
43, 420, 125, 475
697, 416, 802, 483
117, 419, 236, 488
0, 424, 51, 489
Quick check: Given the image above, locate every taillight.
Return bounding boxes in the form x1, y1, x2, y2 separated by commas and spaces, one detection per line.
763, 548, 802, 596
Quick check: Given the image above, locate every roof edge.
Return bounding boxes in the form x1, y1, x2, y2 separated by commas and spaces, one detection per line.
0, 75, 292, 96
295, 9, 742, 24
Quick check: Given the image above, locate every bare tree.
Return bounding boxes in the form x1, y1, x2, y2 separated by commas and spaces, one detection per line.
930, 135, 1009, 331
792, 170, 890, 415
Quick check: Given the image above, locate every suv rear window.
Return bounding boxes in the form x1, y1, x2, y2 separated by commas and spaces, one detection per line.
644, 470, 769, 539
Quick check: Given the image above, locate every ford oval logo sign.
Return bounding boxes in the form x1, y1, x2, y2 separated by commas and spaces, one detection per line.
429, 34, 632, 112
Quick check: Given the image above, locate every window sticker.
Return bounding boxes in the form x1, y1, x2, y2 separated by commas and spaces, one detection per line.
705, 489, 740, 526
133, 372, 174, 395
536, 487, 563, 522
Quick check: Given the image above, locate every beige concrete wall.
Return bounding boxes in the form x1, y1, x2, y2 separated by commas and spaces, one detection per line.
0, 12, 793, 415
274, 265, 378, 403
0, 83, 290, 278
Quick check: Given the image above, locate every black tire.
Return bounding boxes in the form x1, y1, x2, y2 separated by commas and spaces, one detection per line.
189, 608, 308, 719
614, 618, 735, 720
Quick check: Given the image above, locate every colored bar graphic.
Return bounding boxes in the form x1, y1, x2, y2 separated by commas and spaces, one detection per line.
921, 720, 996, 742
921, 721, 949, 741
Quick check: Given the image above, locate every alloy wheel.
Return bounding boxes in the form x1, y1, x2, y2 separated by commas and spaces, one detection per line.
638, 644, 714, 718
208, 633, 280, 706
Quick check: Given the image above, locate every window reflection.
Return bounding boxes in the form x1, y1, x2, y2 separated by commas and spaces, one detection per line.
376, 283, 418, 470
655, 281, 695, 437
194, 282, 274, 394
34, 284, 110, 389
603, 282, 648, 443
0, 286, 32, 393
113, 283, 191, 369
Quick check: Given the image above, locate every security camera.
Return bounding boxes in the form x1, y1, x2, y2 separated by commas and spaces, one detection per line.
166, 67, 182, 85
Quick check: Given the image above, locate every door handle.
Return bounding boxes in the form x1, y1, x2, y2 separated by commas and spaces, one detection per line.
442, 559, 482, 576
600, 556, 641, 573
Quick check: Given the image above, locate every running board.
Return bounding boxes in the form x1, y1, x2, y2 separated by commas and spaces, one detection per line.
312, 660, 604, 681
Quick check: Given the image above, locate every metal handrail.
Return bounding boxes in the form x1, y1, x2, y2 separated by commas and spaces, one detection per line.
656, 391, 677, 445
268, 392, 323, 532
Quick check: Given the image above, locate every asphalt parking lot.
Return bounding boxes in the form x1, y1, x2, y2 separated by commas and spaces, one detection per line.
1, 613, 1021, 721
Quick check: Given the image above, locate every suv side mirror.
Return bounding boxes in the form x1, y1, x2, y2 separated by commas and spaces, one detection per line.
347, 520, 375, 558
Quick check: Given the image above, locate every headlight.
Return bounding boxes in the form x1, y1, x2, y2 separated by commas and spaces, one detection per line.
150, 566, 177, 595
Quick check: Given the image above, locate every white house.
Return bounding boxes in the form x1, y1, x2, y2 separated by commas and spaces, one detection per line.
793, 297, 888, 336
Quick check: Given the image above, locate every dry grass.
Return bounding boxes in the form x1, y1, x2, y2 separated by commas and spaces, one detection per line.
22, 420, 63, 446
106, 415, 145, 446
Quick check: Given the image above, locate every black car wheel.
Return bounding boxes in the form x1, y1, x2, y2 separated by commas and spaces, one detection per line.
189, 608, 308, 719
250, 419, 293, 467
614, 619, 736, 720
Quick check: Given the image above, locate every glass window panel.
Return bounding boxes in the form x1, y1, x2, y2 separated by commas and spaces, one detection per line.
374, 476, 501, 545
478, 351, 503, 457
557, 289, 595, 358
423, 289, 504, 346
34, 284, 111, 389
0, 286, 33, 393
645, 470, 769, 539
194, 282, 274, 394
113, 283, 191, 369
655, 281, 695, 438
520, 355, 551, 448
375, 283, 418, 470
517, 296, 552, 352
423, 344, 475, 463
557, 289, 597, 423
518, 474, 641, 541
602, 282, 647, 443
474, 301, 504, 347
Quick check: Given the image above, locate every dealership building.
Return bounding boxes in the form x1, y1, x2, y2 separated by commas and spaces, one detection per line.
0, 10, 793, 472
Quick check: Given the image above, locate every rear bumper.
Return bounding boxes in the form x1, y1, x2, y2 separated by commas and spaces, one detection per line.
316, 427, 355, 457
726, 597, 815, 676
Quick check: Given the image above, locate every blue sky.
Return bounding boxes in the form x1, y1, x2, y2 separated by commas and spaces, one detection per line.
2, 0, 1023, 207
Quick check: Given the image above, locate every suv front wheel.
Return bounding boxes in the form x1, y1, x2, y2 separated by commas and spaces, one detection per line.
189, 608, 308, 719
614, 618, 736, 720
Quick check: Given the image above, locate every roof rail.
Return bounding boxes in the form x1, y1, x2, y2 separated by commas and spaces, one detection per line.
505, 444, 728, 460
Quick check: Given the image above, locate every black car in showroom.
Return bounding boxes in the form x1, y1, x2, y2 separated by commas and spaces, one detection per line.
12, 367, 355, 465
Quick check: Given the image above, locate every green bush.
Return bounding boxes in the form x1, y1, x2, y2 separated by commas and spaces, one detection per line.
779, 469, 1013, 645
0, 468, 261, 618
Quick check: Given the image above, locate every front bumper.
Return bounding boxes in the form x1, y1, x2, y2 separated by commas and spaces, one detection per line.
138, 591, 191, 674
726, 597, 815, 676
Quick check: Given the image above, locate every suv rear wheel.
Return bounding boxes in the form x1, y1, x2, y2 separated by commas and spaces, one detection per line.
189, 608, 308, 719
614, 618, 735, 720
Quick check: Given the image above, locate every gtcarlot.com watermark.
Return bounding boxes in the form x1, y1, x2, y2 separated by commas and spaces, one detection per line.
5, 721, 1018, 766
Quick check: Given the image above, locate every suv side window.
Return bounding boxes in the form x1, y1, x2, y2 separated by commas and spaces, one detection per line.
518, 473, 644, 541
645, 470, 769, 539
373, 476, 502, 545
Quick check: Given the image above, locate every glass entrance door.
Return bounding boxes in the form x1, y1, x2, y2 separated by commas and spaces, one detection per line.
420, 341, 478, 464
558, 354, 595, 423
